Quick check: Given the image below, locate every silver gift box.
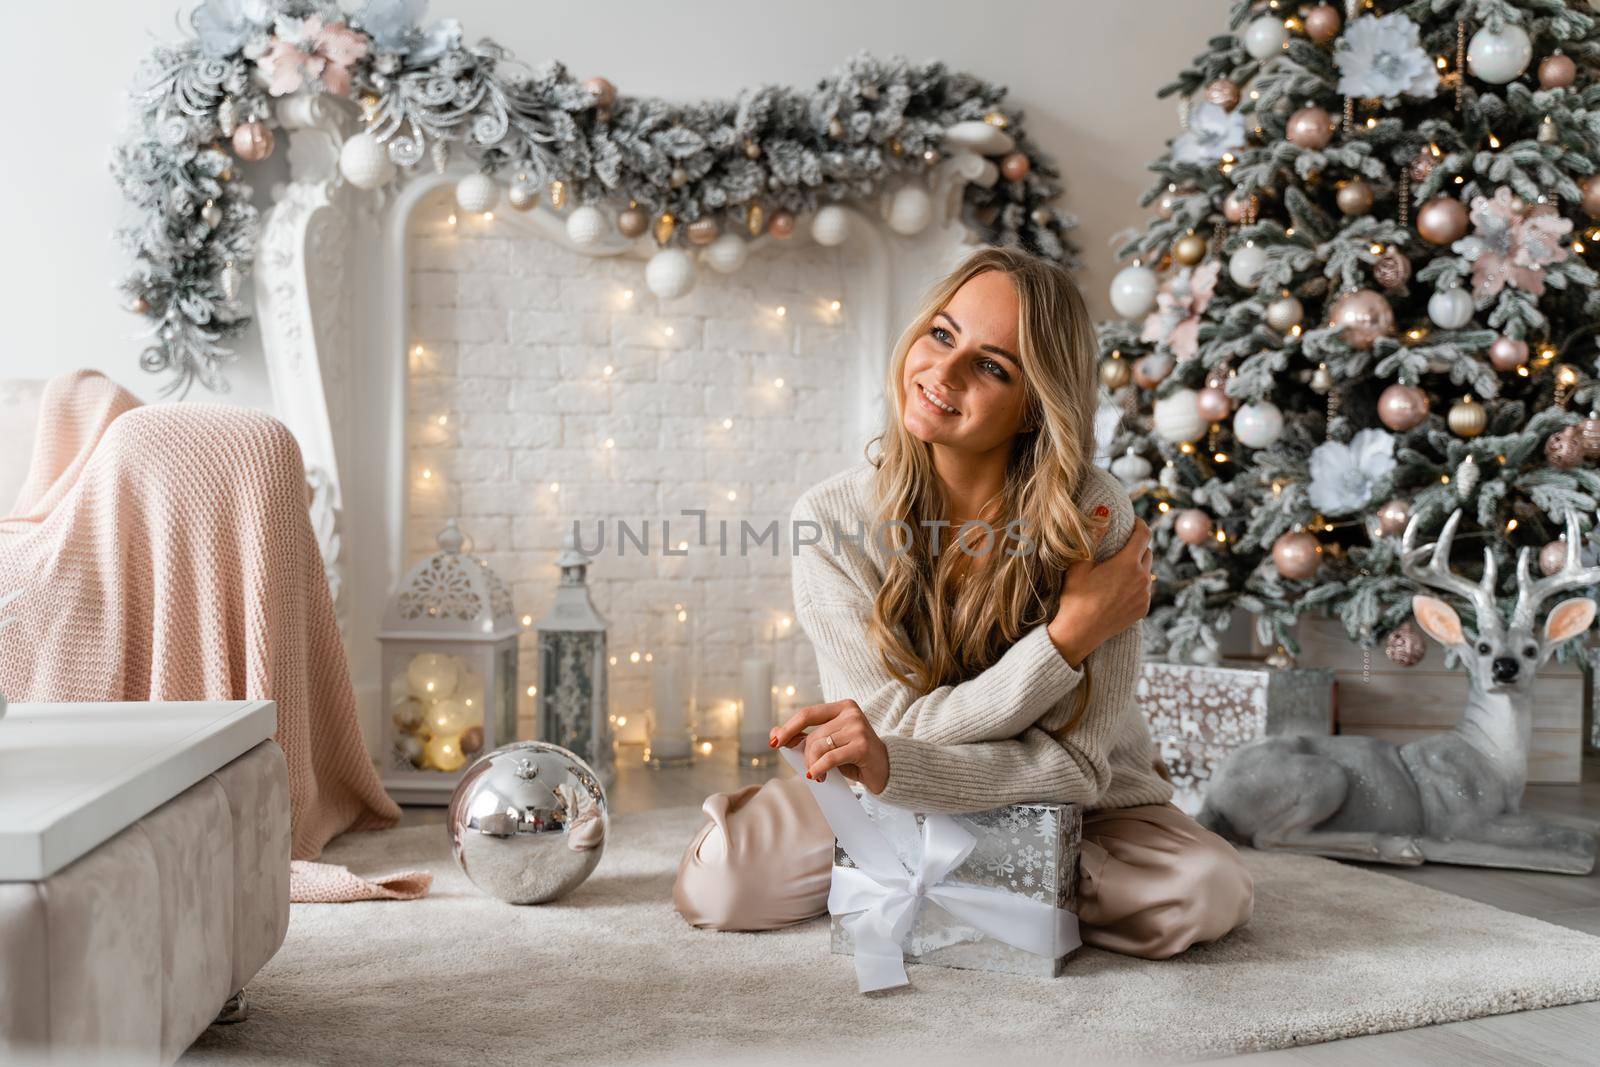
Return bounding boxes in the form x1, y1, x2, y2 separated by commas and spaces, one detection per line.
1138, 660, 1336, 814
829, 790, 1082, 978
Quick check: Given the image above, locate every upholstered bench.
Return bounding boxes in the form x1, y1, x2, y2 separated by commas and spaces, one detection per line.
0, 701, 291, 1064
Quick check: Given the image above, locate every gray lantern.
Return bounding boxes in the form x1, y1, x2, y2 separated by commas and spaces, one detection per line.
536, 532, 612, 788
379, 519, 520, 805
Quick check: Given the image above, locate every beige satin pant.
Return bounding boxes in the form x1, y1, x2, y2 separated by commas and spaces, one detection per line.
673, 775, 1254, 960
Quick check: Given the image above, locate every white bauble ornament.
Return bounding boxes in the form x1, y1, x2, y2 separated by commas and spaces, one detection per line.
338, 132, 395, 190
1243, 16, 1289, 59
1189, 644, 1221, 665
1427, 286, 1474, 330
943, 120, 1016, 156
454, 172, 498, 214
1265, 295, 1304, 333
565, 205, 609, 246
1233, 400, 1285, 449
645, 248, 697, 300
887, 184, 933, 235
811, 205, 851, 246
704, 232, 748, 274
1228, 242, 1269, 288
1467, 24, 1533, 85
1111, 447, 1154, 484
1154, 389, 1207, 443
407, 652, 459, 701
1109, 265, 1159, 319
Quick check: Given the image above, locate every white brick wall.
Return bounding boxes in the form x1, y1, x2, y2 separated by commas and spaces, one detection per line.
405, 191, 870, 745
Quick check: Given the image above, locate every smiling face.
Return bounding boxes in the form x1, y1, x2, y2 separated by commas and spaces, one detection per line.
900, 270, 1030, 454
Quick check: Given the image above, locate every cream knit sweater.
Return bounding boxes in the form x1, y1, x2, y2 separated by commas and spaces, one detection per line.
789, 460, 1174, 814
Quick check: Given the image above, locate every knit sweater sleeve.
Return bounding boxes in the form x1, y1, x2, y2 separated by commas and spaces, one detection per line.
789, 489, 1084, 747
789, 464, 1141, 813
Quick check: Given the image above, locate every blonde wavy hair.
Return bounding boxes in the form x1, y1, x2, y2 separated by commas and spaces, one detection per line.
867, 245, 1103, 694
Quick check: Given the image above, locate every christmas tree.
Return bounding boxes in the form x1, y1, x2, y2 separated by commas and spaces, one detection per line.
1099, 0, 1600, 666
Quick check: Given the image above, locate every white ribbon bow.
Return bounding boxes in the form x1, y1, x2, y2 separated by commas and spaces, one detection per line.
778, 746, 1080, 993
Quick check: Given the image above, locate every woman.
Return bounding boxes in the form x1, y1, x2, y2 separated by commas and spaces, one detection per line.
673, 246, 1252, 959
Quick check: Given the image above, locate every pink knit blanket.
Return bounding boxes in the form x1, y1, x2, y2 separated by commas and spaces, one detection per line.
0, 371, 400, 858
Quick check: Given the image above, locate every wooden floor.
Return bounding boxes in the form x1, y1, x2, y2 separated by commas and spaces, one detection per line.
401, 745, 1600, 1063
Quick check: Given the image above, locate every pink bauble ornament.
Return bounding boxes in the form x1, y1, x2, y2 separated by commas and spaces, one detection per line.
1133, 353, 1175, 389
1547, 426, 1585, 468
1384, 620, 1426, 667
1488, 335, 1529, 371
231, 121, 275, 162
617, 207, 649, 238
768, 208, 796, 238
1223, 192, 1248, 224
1372, 248, 1412, 290
1272, 531, 1323, 580
687, 217, 720, 246
1377, 383, 1430, 431
1582, 175, 1600, 219
583, 76, 617, 110
1156, 188, 1183, 219
1539, 54, 1577, 90
1417, 196, 1470, 245
1287, 106, 1336, 150
1175, 509, 1214, 546
460, 724, 485, 755
1375, 497, 1410, 536
1196, 386, 1232, 422
1337, 179, 1374, 216
1304, 4, 1342, 44
1204, 78, 1242, 111
1000, 152, 1032, 182
1329, 288, 1396, 349
1540, 540, 1570, 576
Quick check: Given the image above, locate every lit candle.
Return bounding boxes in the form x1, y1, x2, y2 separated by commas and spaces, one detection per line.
650, 660, 692, 761
738, 659, 774, 758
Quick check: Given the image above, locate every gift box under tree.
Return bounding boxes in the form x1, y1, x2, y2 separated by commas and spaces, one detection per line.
1138, 660, 1336, 815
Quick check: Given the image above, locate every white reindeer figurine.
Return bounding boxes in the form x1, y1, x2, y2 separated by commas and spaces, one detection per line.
1198, 509, 1599, 874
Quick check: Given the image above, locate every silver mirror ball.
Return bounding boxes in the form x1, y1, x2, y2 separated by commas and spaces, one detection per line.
447, 741, 609, 903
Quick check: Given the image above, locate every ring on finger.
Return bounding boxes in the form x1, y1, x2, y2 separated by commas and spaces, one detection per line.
825, 733, 838, 750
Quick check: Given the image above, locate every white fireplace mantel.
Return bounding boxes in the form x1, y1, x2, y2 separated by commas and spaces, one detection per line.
257, 98, 996, 747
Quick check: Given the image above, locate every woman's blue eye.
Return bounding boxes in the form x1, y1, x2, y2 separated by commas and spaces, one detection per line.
930, 325, 953, 345
979, 358, 1009, 380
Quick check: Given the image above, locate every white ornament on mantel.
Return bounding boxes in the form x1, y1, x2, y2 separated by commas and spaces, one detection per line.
704, 232, 748, 274
1243, 15, 1289, 60
1466, 24, 1533, 85
1109, 264, 1159, 319
564, 205, 609, 246
645, 248, 697, 299
1154, 388, 1207, 443
1428, 286, 1474, 330
942, 120, 1015, 156
338, 131, 394, 190
811, 204, 852, 247
454, 173, 498, 214
887, 184, 934, 235
1233, 400, 1285, 449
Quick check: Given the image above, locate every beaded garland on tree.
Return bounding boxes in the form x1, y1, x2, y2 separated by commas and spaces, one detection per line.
1098, 0, 1600, 665
114, 0, 1079, 395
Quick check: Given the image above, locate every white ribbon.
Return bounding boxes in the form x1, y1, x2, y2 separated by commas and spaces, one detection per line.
778, 746, 1080, 993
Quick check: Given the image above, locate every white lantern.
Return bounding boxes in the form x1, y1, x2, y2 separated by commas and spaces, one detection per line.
565, 205, 609, 246
942, 120, 1015, 156
811, 205, 852, 247
1109, 265, 1159, 319
454, 173, 498, 214
1111, 447, 1154, 485
1243, 16, 1289, 60
1428, 286, 1475, 330
704, 232, 748, 274
887, 184, 933, 235
1233, 400, 1285, 449
1154, 389, 1207, 443
380, 519, 520, 804
339, 132, 395, 190
645, 248, 697, 300
1228, 242, 1269, 288
536, 531, 612, 789
1467, 24, 1533, 85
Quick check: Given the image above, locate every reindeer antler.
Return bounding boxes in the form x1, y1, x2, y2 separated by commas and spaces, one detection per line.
1400, 509, 1500, 625
1511, 510, 1600, 631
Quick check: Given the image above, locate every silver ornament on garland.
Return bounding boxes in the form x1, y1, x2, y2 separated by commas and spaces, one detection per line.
219, 261, 242, 303
1454, 454, 1480, 499
200, 200, 222, 228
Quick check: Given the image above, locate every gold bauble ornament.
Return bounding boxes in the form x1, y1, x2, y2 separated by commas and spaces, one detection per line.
1172, 232, 1207, 266
1375, 498, 1410, 536
1329, 288, 1396, 350
1336, 178, 1374, 216
617, 205, 648, 239
744, 139, 763, 159
983, 110, 1010, 129
889, 136, 904, 156
1304, 4, 1342, 44
1448, 395, 1488, 437
1417, 196, 1470, 245
549, 179, 567, 210
687, 218, 720, 246
1099, 356, 1132, 390
827, 117, 844, 138
1271, 531, 1323, 580
1581, 174, 1600, 219
746, 203, 767, 237
653, 211, 676, 245
507, 181, 537, 212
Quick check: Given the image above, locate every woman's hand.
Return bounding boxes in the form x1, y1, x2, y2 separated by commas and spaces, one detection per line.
768, 699, 890, 794
1047, 513, 1153, 668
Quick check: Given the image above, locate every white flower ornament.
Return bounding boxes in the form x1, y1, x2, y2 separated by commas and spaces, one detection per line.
1172, 103, 1246, 165
1335, 13, 1439, 102
1308, 428, 1398, 516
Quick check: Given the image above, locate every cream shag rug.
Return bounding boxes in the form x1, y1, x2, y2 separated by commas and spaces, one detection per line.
184, 807, 1600, 1066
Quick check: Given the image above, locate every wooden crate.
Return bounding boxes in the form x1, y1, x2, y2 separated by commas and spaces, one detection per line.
1228, 617, 1585, 784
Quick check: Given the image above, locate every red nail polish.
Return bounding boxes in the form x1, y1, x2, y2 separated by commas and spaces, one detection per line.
1094, 505, 1109, 517
805, 772, 813, 780
768, 737, 777, 748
